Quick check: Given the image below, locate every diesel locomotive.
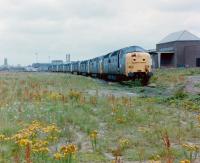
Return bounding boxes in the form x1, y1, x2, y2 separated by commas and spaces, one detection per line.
49, 46, 152, 84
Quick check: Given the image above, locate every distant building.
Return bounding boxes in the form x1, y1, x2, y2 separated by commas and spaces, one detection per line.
9, 66, 25, 72
51, 60, 63, 65
24, 66, 37, 72
66, 54, 70, 63
154, 30, 200, 68
50, 60, 63, 72
4, 58, 8, 66
32, 63, 52, 72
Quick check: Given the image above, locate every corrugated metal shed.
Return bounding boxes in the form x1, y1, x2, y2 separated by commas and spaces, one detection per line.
158, 30, 200, 44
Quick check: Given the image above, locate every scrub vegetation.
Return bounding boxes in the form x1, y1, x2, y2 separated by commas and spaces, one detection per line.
0, 68, 200, 163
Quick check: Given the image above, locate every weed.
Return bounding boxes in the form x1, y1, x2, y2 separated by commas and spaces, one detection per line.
0, 70, 200, 162
89, 130, 98, 151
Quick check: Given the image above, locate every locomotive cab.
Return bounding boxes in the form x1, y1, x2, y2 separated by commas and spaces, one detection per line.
123, 46, 152, 80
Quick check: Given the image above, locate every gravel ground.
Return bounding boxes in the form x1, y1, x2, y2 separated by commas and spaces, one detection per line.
86, 89, 138, 97
185, 76, 200, 94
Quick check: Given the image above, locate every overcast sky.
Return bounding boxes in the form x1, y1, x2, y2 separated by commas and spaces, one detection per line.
0, 0, 200, 65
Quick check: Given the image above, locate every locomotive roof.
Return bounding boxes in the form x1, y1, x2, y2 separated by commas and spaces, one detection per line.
120, 46, 146, 52
72, 61, 80, 64
102, 46, 146, 58
80, 60, 89, 63
103, 53, 112, 58
90, 55, 104, 61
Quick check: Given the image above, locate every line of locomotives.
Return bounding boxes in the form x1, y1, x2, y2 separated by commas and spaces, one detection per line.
49, 46, 153, 84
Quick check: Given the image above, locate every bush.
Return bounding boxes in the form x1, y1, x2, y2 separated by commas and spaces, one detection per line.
173, 87, 188, 99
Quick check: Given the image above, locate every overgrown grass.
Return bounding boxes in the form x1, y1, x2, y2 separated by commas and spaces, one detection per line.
0, 70, 200, 163
194, 83, 200, 88
150, 68, 200, 87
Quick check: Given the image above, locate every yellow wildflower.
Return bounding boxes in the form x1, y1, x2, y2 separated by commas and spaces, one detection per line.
37, 147, 50, 153
198, 115, 200, 122
116, 117, 125, 124
89, 130, 98, 139
112, 108, 118, 114
32, 140, 49, 148
42, 124, 60, 133
119, 138, 129, 148
182, 143, 199, 152
4, 137, 11, 141
48, 136, 58, 141
180, 160, 190, 163
60, 144, 78, 155
0, 134, 5, 141
54, 153, 63, 160
60, 145, 68, 154
18, 139, 32, 147
150, 154, 161, 162
67, 144, 78, 154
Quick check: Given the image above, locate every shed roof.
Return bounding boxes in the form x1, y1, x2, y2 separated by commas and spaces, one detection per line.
158, 30, 200, 44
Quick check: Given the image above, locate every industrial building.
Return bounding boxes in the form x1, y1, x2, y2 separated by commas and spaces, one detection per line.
4, 58, 8, 66
151, 30, 200, 68
32, 63, 52, 71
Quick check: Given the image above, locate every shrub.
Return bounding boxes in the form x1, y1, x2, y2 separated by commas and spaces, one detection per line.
173, 87, 187, 99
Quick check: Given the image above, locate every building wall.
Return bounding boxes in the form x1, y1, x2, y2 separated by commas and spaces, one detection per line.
156, 42, 176, 67
184, 45, 200, 67
156, 42, 176, 53
175, 41, 200, 67
156, 41, 200, 67
149, 53, 158, 68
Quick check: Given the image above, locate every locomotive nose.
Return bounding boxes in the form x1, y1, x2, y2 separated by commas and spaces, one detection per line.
131, 53, 146, 63
126, 52, 151, 76
131, 53, 137, 62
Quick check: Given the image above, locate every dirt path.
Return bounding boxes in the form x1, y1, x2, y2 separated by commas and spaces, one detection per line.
185, 76, 200, 94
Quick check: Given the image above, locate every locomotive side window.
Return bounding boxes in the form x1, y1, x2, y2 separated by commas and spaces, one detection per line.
110, 50, 120, 68
117, 50, 121, 68
111, 50, 120, 57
